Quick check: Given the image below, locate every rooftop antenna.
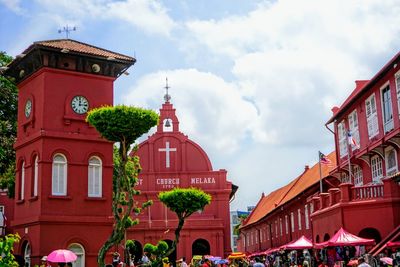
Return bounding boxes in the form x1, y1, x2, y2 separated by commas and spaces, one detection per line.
58, 25, 77, 39
164, 77, 171, 103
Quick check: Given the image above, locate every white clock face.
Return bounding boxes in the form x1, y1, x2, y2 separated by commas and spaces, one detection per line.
25, 99, 32, 118
71, 95, 89, 114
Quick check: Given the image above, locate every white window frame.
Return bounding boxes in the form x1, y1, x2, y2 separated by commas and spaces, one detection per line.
68, 243, 85, 267
385, 146, 398, 176
298, 208, 302, 230
52, 154, 67, 196
395, 70, 400, 118
381, 82, 394, 133
275, 220, 278, 238
348, 110, 360, 151
310, 203, 314, 214
366, 93, 379, 139
33, 156, 38, 197
353, 165, 363, 186
285, 215, 289, 234
305, 205, 309, 230
338, 121, 348, 158
371, 155, 383, 184
290, 212, 294, 233
88, 156, 102, 197
279, 218, 283, 236
20, 161, 25, 200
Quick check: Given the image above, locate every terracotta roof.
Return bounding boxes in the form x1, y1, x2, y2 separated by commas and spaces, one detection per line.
327, 51, 400, 124
25, 39, 135, 62
242, 151, 336, 228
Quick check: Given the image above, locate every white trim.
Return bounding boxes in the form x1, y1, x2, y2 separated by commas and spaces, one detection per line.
353, 165, 363, 186
20, 162, 25, 200
88, 156, 102, 197
395, 70, 400, 118
33, 156, 38, 197
385, 146, 398, 176
297, 208, 302, 230
52, 154, 67, 196
365, 93, 379, 139
380, 81, 394, 133
338, 121, 348, 158
68, 243, 85, 267
348, 110, 360, 151
371, 155, 383, 184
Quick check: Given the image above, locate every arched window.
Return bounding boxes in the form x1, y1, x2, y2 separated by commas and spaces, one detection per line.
33, 156, 38, 197
20, 161, 25, 200
385, 146, 398, 176
52, 154, 67, 196
68, 243, 85, 267
88, 156, 102, 197
23, 241, 31, 266
353, 165, 363, 186
371, 155, 383, 184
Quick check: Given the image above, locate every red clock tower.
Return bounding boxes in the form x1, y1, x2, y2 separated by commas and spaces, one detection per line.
5, 39, 135, 266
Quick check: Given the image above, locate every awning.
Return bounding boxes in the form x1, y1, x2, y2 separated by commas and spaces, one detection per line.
315, 228, 375, 248
280, 235, 313, 250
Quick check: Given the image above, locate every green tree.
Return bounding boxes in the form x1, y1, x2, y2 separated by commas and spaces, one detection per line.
0, 233, 20, 266
143, 240, 169, 267
86, 105, 159, 267
158, 187, 211, 257
0, 52, 17, 198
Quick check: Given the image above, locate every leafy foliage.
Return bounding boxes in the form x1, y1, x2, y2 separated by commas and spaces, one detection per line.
143, 240, 169, 267
158, 187, 211, 257
0, 52, 17, 197
86, 105, 159, 267
0, 233, 20, 266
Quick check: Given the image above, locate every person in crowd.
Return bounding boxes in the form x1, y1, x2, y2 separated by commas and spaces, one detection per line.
357, 257, 371, 267
202, 259, 212, 267
318, 261, 328, 267
181, 257, 188, 267
40, 256, 51, 267
112, 252, 121, 267
253, 257, 265, 267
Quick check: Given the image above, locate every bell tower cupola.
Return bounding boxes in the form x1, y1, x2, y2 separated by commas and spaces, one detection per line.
158, 77, 180, 133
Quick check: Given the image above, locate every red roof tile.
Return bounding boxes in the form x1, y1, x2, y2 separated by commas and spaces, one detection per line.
242, 151, 336, 228
25, 39, 135, 62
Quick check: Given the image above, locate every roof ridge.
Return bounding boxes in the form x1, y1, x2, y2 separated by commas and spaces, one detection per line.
275, 169, 308, 207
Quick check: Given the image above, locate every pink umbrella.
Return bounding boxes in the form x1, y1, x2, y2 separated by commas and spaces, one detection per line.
47, 249, 77, 263
380, 257, 393, 265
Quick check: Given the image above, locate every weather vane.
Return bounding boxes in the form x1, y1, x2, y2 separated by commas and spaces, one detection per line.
58, 25, 77, 39
164, 77, 171, 102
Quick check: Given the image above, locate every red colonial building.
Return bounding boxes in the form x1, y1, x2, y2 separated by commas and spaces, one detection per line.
238, 52, 400, 254
128, 93, 234, 262
3, 39, 234, 266
312, 52, 400, 247
238, 152, 337, 253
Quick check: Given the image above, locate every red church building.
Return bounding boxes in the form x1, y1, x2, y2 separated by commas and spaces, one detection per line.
239, 52, 400, 254
3, 39, 234, 266
128, 90, 234, 263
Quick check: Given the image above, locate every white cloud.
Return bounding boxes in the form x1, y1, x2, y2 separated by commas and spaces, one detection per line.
35, 0, 176, 36
0, 0, 23, 14
123, 69, 275, 154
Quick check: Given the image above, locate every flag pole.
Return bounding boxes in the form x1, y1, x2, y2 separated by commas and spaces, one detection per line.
347, 131, 353, 183
318, 151, 323, 193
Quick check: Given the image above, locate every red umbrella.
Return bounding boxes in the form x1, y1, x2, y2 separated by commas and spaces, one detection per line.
47, 249, 77, 263
314, 228, 375, 248
280, 235, 313, 250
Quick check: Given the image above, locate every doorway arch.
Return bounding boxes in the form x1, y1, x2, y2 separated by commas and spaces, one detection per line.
68, 243, 85, 267
192, 238, 210, 256
130, 240, 143, 264
22, 240, 31, 267
359, 228, 381, 243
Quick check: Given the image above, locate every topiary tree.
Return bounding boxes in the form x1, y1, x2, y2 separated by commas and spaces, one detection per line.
0, 233, 20, 266
143, 240, 169, 267
158, 187, 211, 257
86, 105, 159, 267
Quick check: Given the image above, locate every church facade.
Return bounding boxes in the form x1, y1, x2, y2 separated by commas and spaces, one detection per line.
128, 93, 234, 263
3, 39, 234, 266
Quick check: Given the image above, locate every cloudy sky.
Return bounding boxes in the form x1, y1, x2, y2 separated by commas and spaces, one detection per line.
1, 0, 400, 211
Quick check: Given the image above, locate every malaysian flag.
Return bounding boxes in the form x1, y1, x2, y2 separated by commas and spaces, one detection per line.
319, 151, 332, 166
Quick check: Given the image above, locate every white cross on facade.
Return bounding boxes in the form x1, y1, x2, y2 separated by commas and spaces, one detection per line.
158, 141, 177, 168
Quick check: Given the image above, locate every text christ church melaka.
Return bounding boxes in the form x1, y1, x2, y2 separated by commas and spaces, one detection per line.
129, 91, 234, 261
